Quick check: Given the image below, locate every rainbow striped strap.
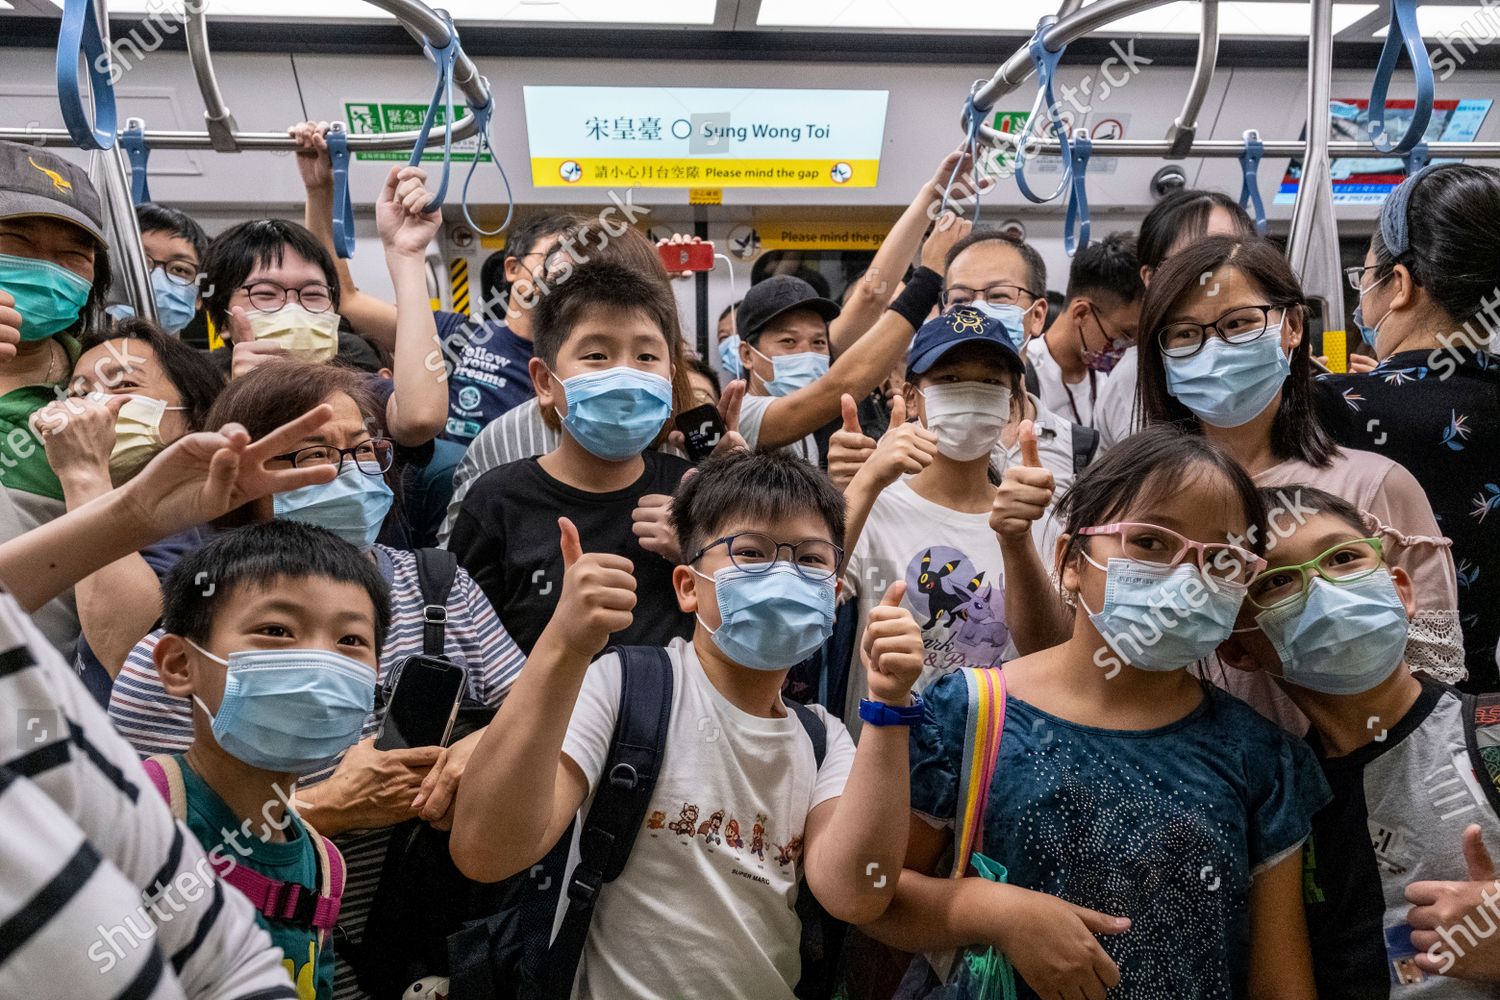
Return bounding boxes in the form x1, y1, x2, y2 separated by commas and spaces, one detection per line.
951, 668, 1007, 879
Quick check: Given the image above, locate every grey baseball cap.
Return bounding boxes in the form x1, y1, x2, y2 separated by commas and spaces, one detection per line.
0, 141, 105, 246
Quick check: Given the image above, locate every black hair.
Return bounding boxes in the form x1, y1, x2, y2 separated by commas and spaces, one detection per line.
1041, 290, 1065, 332
78, 319, 225, 431
201, 219, 340, 332
673, 450, 845, 564
1066, 232, 1144, 306
718, 300, 741, 322
135, 203, 209, 263
1370, 164, 1500, 327
1055, 424, 1269, 571
1138, 189, 1254, 272
685, 354, 721, 397
532, 259, 678, 369
483, 213, 580, 318
944, 228, 1047, 299
1257, 484, 1367, 538
161, 520, 391, 654
1136, 235, 1337, 468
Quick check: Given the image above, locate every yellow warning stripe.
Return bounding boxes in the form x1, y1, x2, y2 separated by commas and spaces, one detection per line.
449, 257, 470, 316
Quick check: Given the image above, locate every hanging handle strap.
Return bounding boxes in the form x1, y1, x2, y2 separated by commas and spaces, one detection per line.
940, 89, 988, 223
327, 123, 357, 260
1014, 18, 1073, 205
409, 12, 461, 213
459, 95, 516, 237
56, 0, 118, 150
122, 120, 150, 205
1063, 128, 1092, 257
1238, 128, 1267, 236
1368, 0, 1434, 154
1403, 140, 1431, 176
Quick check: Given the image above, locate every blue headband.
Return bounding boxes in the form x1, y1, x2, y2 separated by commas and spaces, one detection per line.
1379, 163, 1438, 257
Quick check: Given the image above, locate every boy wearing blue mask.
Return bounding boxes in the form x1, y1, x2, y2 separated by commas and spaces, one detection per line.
1219, 486, 1500, 995
136, 202, 209, 338
448, 260, 693, 654
148, 520, 391, 1000
452, 449, 925, 999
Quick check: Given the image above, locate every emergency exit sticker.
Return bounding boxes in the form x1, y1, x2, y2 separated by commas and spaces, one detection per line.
343, 103, 493, 163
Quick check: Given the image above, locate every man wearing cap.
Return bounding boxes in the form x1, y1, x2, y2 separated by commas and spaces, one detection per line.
0, 141, 111, 651
732, 215, 971, 469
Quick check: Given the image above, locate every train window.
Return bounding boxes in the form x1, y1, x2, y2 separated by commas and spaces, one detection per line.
750, 249, 877, 305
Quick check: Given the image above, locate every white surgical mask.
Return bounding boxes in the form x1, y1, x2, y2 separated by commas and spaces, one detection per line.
247, 305, 340, 363
920, 381, 1012, 461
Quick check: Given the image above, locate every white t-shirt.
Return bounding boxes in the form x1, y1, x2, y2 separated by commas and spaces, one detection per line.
842, 478, 1018, 730
1092, 344, 1139, 450
1024, 334, 1099, 428
558, 638, 856, 999
738, 393, 819, 466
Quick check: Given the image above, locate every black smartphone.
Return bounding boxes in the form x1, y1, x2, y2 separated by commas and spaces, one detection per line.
375, 656, 465, 751
675, 403, 727, 463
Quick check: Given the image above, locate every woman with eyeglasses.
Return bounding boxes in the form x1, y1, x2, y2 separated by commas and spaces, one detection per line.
865, 426, 1330, 999
1136, 235, 1463, 704
1321, 164, 1500, 696
1219, 484, 1500, 994
106, 361, 524, 1000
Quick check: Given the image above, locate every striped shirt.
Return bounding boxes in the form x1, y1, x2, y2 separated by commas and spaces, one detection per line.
107, 545, 525, 1000
0, 588, 297, 1000
438, 399, 558, 546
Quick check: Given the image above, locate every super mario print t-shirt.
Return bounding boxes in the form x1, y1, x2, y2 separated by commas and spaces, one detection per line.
842, 477, 1017, 733
557, 637, 856, 1000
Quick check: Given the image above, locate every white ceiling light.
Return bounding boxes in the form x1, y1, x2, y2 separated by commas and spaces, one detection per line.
1111, 1, 1377, 35
45, 0, 716, 24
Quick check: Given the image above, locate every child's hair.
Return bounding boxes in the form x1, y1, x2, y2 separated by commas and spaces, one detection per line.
136, 202, 210, 262
1054, 424, 1268, 571
1258, 484, 1367, 537
673, 450, 846, 563
532, 259, 679, 370
162, 521, 391, 653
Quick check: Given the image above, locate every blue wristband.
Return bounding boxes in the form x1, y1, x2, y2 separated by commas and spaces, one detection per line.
859, 693, 924, 727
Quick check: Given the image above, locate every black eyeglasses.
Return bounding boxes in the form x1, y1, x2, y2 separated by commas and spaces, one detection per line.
1158, 304, 1283, 359
941, 284, 1037, 310
240, 281, 334, 314
270, 438, 394, 476
691, 532, 842, 582
1344, 264, 1381, 292
147, 257, 204, 287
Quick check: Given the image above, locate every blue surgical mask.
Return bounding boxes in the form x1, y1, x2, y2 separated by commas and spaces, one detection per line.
0, 251, 91, 340
1079, 555, 1247, 670
695, 563, 835, 670
719, 334, 743, 379
1164, 325, 1290, 428
557, 366, 674, 461
188, 640, 375, 773
970, 302, 1027, 349
150, 266, 198, 334
749, 347, 829, 397
273, 463, 394, 551
1352, 274, 1392, 349
1255, 571, 1408, 695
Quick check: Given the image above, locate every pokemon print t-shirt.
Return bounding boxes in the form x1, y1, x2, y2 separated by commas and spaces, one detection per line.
911, 672, 1331, 999
842, 477, 1017, 733
558, 637, 855, 1000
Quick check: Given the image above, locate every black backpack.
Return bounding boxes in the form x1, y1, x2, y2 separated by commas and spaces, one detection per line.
446, 645, 846, 1000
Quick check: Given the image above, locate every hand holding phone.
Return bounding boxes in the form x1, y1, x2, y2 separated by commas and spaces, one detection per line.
375, 656, 466, 751
658, 240, 715, 274
674, 403, 728, 463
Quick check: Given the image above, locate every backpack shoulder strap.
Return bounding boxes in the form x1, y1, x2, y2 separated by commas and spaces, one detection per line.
542, 645, 674, 997
302, 820, 345, 946
142, 754, 188, 822
784, 699, 827, 769
952, 668, 1007, 879
1070, 424, 1101, 474
1462, 691, 1500, 819
415, 547, 459, 656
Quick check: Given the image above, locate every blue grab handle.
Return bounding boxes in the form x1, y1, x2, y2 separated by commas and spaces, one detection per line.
1403, 140, 1431, 175
1014, 19, 1073, 205
1064, 130, 1092, 257
56, 0, 118, 150
327, 127, 356, 259
409, 13, 461, 213
1238, 129, 1267, 235
460, 97, 516, 237
941, 92, 987, 223
1368, 0, 1434, 154
122, 125, 150, 205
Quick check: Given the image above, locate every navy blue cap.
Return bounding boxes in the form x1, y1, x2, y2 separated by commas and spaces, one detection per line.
908, 307, 1025, 375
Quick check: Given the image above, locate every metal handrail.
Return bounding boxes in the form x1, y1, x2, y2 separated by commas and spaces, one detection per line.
1165, 0, 1219, 157
972, 137, 1500, 158
1288, 0, 1345, 322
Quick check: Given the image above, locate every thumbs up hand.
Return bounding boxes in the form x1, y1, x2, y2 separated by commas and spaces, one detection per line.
827, 393, 878, 490
858, 394, 939, 492
991, 419, 1056, 540
1407, 825, 1500, 980
553, 517, 638, 659
860, 581, 924, 705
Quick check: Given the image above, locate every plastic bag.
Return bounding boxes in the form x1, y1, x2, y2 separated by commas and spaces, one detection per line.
891, 853, 1018, 1000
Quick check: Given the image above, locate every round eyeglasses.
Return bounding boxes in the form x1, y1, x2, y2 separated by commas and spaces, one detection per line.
1158, 305, 1281, 359
690, 531, 842, 582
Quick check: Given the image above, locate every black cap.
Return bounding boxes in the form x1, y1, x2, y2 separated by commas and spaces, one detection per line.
737, 275, 840, 341
0, 142, 105, 246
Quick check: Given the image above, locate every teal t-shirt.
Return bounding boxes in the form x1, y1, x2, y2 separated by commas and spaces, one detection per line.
175, 756, 334, 1000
